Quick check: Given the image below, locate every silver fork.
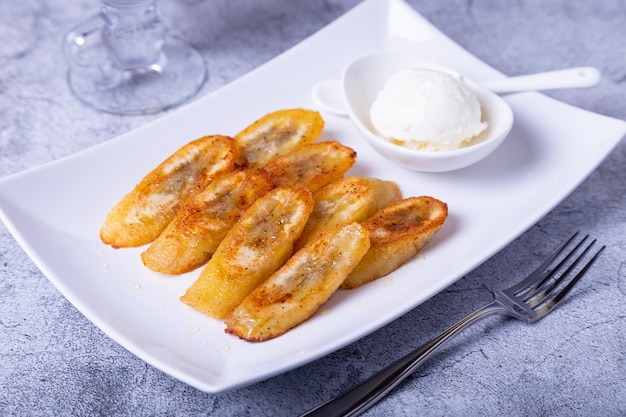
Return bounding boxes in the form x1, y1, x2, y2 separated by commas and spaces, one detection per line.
300, 231, 605, 417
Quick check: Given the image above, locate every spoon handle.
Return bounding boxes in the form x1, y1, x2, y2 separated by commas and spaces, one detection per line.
480, 67, 601, 93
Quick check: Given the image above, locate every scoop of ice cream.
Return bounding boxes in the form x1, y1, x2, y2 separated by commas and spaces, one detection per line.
370, 69, 487, 151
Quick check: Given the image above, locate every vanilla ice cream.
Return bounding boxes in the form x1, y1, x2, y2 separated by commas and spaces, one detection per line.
370, 69, 487, 151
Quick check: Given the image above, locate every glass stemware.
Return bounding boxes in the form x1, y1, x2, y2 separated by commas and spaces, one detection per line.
64, 0, 206, 115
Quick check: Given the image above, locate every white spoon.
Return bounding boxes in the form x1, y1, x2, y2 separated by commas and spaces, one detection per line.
314, 51, 600, 172
313, 63, 600, 118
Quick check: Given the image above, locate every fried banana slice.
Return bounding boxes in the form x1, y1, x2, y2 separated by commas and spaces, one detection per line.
263, 140, 357, 192
294, 176, 402, 251
235, 108, 324, 168
180, 185, 314, 319
140, 169, 274, 274
225, 222, 370, 342
341, 196, 448, 289
100, 135, 239, 248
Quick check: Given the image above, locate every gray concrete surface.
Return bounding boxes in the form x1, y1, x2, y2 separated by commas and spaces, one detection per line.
1, 1, 625, 416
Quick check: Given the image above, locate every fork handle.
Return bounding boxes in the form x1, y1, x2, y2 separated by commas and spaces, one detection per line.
300, 300, 506, 417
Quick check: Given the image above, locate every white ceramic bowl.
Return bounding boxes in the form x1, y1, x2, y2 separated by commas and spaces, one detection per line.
341, 51, 514, 172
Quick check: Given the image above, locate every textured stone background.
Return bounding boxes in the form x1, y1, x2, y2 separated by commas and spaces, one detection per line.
1, 1, 625, 416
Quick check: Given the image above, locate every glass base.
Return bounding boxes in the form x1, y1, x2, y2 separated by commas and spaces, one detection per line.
67, 37, 206, 115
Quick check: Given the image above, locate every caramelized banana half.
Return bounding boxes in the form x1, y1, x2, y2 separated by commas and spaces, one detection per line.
225, 222, 370, 342
294, 176, 402, 251
140, 169, 274, 274
263, 140, 357, 192
100, 135, 239, 248
341, 196, 448, 289
180, 185, 314, 319
235, 108, 324, 168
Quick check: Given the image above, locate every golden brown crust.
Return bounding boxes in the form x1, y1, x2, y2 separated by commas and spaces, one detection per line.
225, 222, 370, 342
179, 185, 314, 319
99, 135, 239, 248
341, 196, 448, 289
262, 140, 357, 192
294, 176, 402, 251
140, 169, 274, 274
235, 108, 324, 168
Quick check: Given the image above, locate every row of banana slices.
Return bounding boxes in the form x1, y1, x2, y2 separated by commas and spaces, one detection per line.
99, 109, 448, 342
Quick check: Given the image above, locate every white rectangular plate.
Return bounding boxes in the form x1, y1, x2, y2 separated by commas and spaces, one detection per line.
1, 0, 624, 393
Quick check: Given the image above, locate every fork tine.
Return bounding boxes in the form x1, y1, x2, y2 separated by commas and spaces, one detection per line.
531, 241, 605, 315
526, 236, 594, 305
520, 234, 590, 300
505, 231, 580, 295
